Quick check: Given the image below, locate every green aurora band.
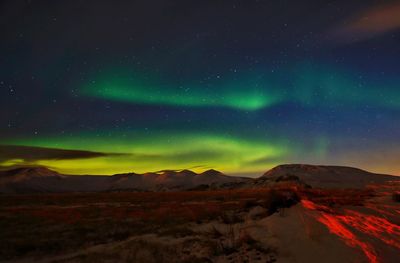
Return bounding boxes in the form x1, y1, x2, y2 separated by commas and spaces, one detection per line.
81, 72, 282, 111
81, 63, 400, 111
2, 63, 398, 175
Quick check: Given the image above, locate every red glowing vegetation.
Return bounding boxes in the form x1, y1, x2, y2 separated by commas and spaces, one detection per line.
318, 213, 378, 263
364, 203, 400, 217
341, 210, 400, 249
301, 198, 400, 263
301, 200, 378, 263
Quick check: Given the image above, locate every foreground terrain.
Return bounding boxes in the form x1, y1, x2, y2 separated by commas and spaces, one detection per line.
1, 180, 399, 263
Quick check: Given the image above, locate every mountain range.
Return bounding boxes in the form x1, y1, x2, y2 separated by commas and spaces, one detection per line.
0, 164, 397, 193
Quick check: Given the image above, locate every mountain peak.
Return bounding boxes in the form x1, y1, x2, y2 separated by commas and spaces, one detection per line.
177, 169, 197, 177
200, 169, 224, 177
1, 166, 60, 178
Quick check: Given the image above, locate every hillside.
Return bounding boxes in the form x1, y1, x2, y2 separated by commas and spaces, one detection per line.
259, 164, 397, 188
0, 167, 249, 193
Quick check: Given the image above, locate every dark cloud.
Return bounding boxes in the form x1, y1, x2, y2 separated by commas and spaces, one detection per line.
0, 145, 120, 162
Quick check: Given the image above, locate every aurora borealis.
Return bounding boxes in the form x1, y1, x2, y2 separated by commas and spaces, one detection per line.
1, 0, 400, 176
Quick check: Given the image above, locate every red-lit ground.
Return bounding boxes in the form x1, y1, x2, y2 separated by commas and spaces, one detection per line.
300, 181, 400, 263
0, 183, 399, 262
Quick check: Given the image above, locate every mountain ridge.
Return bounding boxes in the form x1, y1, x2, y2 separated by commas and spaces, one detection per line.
0, 164, 397, 193
0, 166, 250, 193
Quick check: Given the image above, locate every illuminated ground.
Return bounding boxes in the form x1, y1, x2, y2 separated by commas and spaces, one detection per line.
0, 182, 399, 263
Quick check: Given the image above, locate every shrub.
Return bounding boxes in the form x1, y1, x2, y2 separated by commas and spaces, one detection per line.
393, 192, 400, 202
242, 199, 259, 210
261, 190, 300, 215
207, 226, 223, 239
219, 211, 244, 224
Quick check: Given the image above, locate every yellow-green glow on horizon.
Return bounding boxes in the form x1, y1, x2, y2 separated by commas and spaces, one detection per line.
4, 133, 289, 175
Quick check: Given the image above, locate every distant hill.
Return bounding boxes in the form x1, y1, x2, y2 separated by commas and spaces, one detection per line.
258, 164, 397, 188
0, 166, 249, 194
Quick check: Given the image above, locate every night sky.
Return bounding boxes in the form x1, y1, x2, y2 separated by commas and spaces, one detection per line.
1, 0, 400, 176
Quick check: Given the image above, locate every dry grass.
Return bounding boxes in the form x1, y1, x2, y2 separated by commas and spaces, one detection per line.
1, 186, 376, 261
297, 188, 375, 207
